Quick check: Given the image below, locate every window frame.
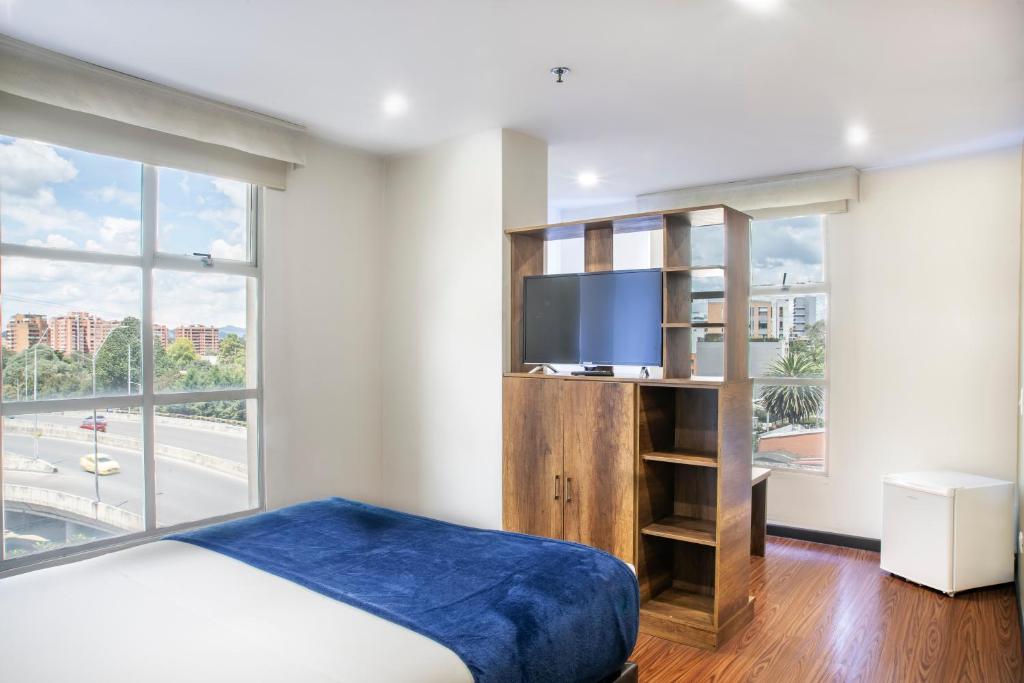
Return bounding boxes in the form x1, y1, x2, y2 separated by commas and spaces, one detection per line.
0, 161, 265, 574
749, 214, 831, 476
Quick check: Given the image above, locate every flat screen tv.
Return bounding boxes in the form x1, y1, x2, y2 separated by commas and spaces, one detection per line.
522, 268, 662, 367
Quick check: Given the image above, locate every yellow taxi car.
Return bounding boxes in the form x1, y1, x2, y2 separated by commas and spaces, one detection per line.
80, 453, 121, 475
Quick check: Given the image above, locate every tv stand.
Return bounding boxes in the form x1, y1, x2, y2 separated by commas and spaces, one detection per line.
572, 365, 613, 377
504, 204, 755, 650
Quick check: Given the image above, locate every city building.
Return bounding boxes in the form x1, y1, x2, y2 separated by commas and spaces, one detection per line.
748, 299, 778, 340
174, 324, 220, 356
3, 313, 47, 353
153, 324, 169, 349
791, 296, 817, 338
47, 312, 118, 355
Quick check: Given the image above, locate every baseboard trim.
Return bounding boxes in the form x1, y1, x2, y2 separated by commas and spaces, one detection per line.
767, 523, 881, 552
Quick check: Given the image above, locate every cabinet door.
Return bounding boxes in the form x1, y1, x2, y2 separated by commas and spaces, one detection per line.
562, 380, 636, 563
502, 377, 564, 540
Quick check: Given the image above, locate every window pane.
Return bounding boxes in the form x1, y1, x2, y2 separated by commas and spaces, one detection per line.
152, 271, 252, 392
155, 400, 255, 527
693, 328, 724, 378
690, 224, 724, 266
3, 408, 143, 558
1, 258, 142, 399
748, 293, 827, 378
157, 168, 249, 261
0, 136, 141, 255
753, 382, 826, 472
750, 215, 824, 287
544, 237, 584, 275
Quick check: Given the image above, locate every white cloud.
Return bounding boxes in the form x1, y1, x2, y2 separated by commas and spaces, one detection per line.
100, 216, 140, 241
0, 138, 77, 196
198, 206, 245, 228
210, 238, 246, 261
95, 185, 140, 208
212, 177, 246, 209
154, 270, 246, 329
26, 234, 76, 249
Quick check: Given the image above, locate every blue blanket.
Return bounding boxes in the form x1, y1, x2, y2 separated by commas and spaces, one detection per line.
169, 498, 638, 683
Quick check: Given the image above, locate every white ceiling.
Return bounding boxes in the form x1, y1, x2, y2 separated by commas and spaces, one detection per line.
1, 0, 1022, 214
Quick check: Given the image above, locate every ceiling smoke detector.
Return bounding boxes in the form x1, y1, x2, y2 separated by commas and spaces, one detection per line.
550, 67, 571, 83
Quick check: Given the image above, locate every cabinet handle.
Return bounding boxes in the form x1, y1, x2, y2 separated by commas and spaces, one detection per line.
566, 477, 573, 503
554, 474, 560, 500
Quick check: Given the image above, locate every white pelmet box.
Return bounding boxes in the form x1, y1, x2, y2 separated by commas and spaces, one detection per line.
880, 470, 1014, 595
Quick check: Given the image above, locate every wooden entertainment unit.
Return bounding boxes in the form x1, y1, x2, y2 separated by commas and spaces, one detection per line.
502, 205, 755, 649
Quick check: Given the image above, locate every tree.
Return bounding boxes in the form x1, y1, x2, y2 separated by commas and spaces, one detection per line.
756, 349, 824, 425
94, 318, 142, 394
217, 334, 245, 368
2, 345, 90, 400
165, 337, 198, 366
789, 320, 826, 367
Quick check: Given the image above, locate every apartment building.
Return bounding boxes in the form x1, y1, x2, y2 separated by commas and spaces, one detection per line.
174, 324, 220, 356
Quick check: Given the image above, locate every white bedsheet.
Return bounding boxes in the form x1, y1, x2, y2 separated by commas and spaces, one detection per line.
1, 540, 473, 683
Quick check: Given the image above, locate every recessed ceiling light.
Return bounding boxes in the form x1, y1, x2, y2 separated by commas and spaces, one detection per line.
734, 0, 782, 13
845, 123, 870, 147
577, 171, 599, 188
382, 93, 409, 117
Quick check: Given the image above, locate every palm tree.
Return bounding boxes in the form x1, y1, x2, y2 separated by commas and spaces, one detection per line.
757, 351, 823, 425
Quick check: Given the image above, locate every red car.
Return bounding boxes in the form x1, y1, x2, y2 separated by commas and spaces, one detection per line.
80, 415, 108, 432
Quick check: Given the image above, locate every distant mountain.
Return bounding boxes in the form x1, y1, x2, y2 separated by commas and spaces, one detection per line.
219, 325, 246, 339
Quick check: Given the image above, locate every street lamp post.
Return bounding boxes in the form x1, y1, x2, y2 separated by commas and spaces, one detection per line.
92, 351, 99, 502
33, 344, 38, 460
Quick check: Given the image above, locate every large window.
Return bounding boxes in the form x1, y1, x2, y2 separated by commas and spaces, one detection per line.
749, 215, 828, 472
0, 135, 262, 568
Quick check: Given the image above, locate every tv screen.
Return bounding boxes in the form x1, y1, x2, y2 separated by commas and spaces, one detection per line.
522, 269, 662, 367
580, 269, 662, 366
523, 273, 580, 364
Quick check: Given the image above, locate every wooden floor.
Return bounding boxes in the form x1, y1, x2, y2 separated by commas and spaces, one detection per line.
631, 536, 1023, 682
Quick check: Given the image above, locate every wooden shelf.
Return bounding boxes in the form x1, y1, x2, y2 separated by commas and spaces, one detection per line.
640, 587, 714, 629
641, 515, 717, 546
662, 322, 725, 329
642, 451, 718, 467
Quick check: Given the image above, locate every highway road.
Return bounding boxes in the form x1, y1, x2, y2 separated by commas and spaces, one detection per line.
4, 413, 250, 535
8, 413, 247, 462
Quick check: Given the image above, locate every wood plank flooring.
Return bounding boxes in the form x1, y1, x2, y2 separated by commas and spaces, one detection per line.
631, 536, 1022, 682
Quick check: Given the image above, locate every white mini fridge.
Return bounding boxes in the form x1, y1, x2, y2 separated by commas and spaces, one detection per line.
880, 470, 1014, 595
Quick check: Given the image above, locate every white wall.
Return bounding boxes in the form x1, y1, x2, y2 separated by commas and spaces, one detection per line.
769, 146, 1023, 538
380, 129, 546, 528
262, 137, 385, 509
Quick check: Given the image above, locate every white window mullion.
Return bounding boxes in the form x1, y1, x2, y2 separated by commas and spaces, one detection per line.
151, 253, 258, 277
0, 243, 140, 267
141, 165, 157, 532
1, 395, 144, 417
151, 388, 258, 406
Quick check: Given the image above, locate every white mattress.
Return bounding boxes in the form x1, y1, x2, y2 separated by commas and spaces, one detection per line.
0, 540, 473, 683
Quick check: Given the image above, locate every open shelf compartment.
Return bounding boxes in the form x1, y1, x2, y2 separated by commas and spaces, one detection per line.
638, 385, 720, 459
639, 536, 717, 630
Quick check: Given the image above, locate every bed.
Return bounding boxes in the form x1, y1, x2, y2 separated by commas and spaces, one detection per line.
1, 498, 639, 683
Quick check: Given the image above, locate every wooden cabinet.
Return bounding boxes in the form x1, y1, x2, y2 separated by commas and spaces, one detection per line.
502, 376, 636, 564
502, 376, 564, 540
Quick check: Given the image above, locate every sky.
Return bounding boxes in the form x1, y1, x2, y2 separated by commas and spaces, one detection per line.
0, 135, 248, 329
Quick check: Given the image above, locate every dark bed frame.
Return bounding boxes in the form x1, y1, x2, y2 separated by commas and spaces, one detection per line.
603, 662, 638, 683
